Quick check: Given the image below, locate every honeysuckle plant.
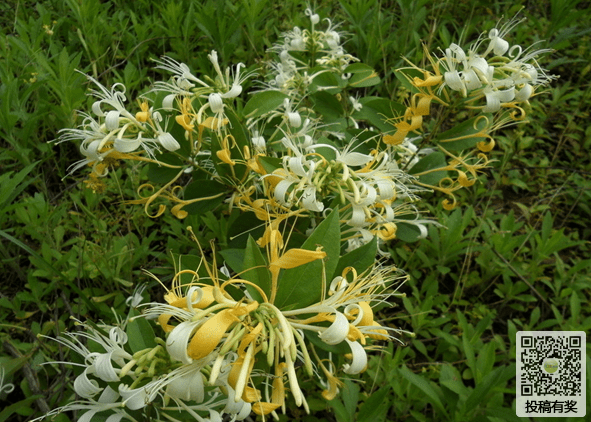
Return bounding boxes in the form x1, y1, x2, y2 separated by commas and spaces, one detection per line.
38, 211, 408, 421
41, 8, 555, 422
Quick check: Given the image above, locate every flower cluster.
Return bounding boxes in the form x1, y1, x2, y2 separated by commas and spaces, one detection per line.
43, 9, 555, 422
438, 14, 556, 112
40, 219, 409, 421
39, 318, 254, 422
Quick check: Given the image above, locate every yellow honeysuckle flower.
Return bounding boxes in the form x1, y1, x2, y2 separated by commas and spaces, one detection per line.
135, 101, 150, 122
252, 401, 282, 416
216, 139, 236, 166
166, 285, 215, 309
188, 301, 259, 360
268, 245, 326, 304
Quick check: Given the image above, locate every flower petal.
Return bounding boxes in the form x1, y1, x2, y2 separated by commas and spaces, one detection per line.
105, 110, 121, 131
166, 320, 200, 364
158, 132, 181, 151
318, 312, 349, 345
92, 351, 119, 382
73, 368, 102, 398
166, 367, 205, 403
113, 137, 141, 153
343, 339, 367, 374
119, 384, 148, 410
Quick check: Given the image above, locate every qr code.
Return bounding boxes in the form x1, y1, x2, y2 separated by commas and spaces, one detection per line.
516, 331, 586, 417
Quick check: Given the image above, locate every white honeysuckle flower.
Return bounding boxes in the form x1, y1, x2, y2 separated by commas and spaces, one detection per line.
162, 93, 177, 110
221, 82, 243, 99
126, 284, 147, 308
350, 96, 363, 112
284, 351, 304, 407
482, 14, 526, 57
223, 386, 252, 418
274, 177, 297, 206
441, 43, 494, 96
317, 311, 349, 345
209, 93, 224, 114
439, 14, 555, 109
165, 365, 205, 403
348, 203, 368, 227
282, 100, 303, 128
515, 83, 533, 102
48, 321, 133, 386
152, 56, 210, 96
251, 130, 266, 153
305, 8, 320, 25
208, 50, 252, 100
68, 139, 110, 175
166, 320, 201, 364
345, 228, 374, 253
151, 111, 180, 152
112, 134, 139, 154
119, 383, 151, 410
32, 386, 125, 422
286, 27, 306, 51
157, 132, 180, 151
325, 30, 341, 50
337, 150, 373, 167
90, 350, 127, 382
74, 368, 103, 398
83, 76, 148, 138
487, 27, 510, 56
287, 111, 302, 128
342, 339, 367, 374
483, 86, 515, 112
301, 185, 324, 212
105, 110, 121, 131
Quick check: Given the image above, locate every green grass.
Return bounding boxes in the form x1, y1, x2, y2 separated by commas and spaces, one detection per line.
1, 0, 590, 421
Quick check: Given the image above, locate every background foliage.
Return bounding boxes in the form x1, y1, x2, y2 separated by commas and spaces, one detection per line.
1, 0, 590, 421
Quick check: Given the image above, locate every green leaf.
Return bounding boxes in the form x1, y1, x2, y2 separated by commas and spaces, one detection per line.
345, 63, 381, 87
461, 365, 507, 414
243, 90, 288, 118
328, 396, 352, 422
408, 151, 448, 186
475, 341, 497, 383
570, 292, 581, 321
439, 364, 469, 397
310, 68, 342, 94
341, 380, 360, 419
227, 211, 266, 249
219, 248, 245, 274
394, 221, 424, 243
126, 309, 157, 354
147, 154, 184, 184
0, 161, 39, 209
356, 97, 405, 132
257, 155, 282, 174
483, 408, 522, 422
0, 396, 43, 422
333, 236, 377, 278
241, 236, 271, 303
274, 208, 341, 309
183, 179, 227, 215
0, 230, 99, 313
398, 365, 448, 417
312, 91, 344, 118
394, 68, 424, 92
357, 386, 391, 422
435, 115, 491, 152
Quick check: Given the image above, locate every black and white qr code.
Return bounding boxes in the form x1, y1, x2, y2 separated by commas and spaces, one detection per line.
516, 331, 586, 417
